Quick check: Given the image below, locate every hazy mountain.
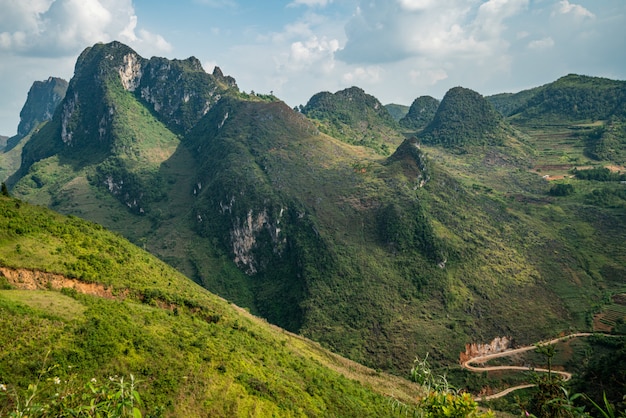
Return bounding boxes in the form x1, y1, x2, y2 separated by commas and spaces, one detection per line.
15, 77, 67, 142
385, 103, 410, 121
4, 41, 626, 382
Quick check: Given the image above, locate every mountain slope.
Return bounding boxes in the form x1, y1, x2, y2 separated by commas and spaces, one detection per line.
0, 194, 424, 417
301, 86, 403, 154
496, 74, 626, 123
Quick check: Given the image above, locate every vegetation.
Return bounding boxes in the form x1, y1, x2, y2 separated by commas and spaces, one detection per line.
301, 86, 403, 154
399, 96, 440, 131
419, 87, 508, 148
3, 41, 626, 418
0, 195, 424, 416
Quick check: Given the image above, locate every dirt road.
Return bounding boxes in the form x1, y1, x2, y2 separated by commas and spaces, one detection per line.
462, 333, 595, 401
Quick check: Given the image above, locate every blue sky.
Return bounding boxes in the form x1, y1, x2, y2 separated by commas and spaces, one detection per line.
0, 0, 625, 136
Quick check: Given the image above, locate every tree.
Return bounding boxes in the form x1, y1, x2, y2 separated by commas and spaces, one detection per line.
1, 182, 9, 197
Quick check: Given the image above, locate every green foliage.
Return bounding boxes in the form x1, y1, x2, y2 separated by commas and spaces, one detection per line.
583, 121, 626, 164
574, 167, 626, 182
385, 103, 410, 122
301, 86, 403, 154
509, 74, 626, 124
0, 195, 421, 416
419, 87, 506, 148
399, 96, 440, 131
0, 368, 143, 418
549, 183, 575, 196
407, 354, 494, 418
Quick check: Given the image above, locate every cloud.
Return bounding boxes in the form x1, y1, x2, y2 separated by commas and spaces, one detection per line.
527, 36, 555, 50
0, 0, 171, 57
555, 0, 595, 18
343, 66, 382, 84
337, 0, 529, 64
288, 0, 333, 7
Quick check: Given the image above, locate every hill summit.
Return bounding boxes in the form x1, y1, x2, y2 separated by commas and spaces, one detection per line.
301, 86, 403, 154
399, 95, 439, 131
419, 87, 506, 147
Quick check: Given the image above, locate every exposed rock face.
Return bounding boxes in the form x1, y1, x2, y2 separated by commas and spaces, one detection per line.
459, 336, 512, 363
229, 207, 285, 275
17, 77, 68, 138
119, 53, 143, 92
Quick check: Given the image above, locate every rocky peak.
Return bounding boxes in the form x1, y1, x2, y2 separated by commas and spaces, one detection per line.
16, 77, 68, 138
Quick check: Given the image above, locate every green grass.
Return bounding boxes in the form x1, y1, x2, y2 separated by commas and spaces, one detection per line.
0, 195, 427, 417
0, 290, 85, 321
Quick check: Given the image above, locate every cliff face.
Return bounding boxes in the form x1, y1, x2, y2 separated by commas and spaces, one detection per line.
17, 77, 68, 139
459, 336, 512, 363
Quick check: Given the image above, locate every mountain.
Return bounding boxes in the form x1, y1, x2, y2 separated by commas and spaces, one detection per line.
491, 74, 626, 123
399, 96, 439, 131
489, 74, 626, 164
419, 87, 510, 148
4, 41, 626, 390
385, 103, 410, 121
1, 78, 68, 182
0, 194, 428, 417
7, 77, 69, 150
301, 86, 403, 154
0, 135, 7, 150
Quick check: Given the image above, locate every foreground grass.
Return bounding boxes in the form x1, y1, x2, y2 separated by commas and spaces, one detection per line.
0, 195, 424, 417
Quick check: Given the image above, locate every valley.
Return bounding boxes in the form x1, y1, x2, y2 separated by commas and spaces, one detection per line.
1, 41, 625, 416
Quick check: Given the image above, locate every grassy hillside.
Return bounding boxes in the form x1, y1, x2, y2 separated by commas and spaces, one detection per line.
0, 195, 430, 417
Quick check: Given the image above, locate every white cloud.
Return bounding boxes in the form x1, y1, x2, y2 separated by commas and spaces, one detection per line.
288, 0, 333, 7
527, 36, 555, 50
343, 66, 382, 84
288, 36, 339, 71
337, 0, 529, 64
555, 0, 595, 18
409, 69, 448, 86
0, 0, 171, 57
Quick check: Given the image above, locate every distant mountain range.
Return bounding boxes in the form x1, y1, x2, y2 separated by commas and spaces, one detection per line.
2, 41, 625, 378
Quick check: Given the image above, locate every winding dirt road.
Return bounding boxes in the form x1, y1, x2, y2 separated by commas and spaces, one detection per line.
462, 333, 594, 401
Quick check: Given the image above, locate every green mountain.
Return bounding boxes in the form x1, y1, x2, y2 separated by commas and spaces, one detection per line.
0, 194, 426, 417
301, 86, 403, 154
4, 41, 626, 395
385, 103, 410, 122
399, 96, 439, 131
488, 74, 626, 164
490, 74, 626, 123
419, 87, 510, 148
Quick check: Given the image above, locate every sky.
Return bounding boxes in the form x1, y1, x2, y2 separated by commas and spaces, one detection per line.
1, 0, 625, 136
